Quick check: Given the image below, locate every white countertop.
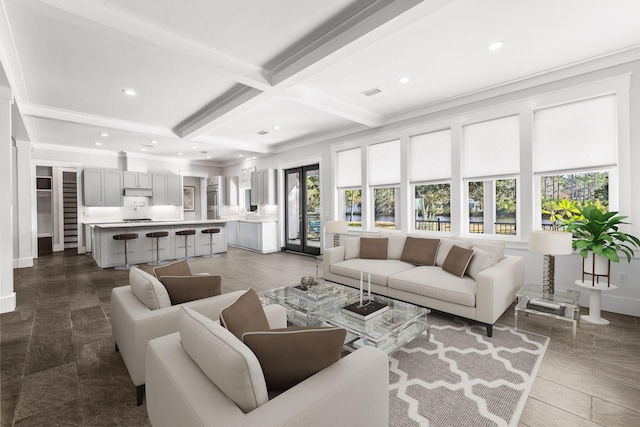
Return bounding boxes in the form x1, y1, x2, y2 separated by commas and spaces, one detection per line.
90, 219, 228, 229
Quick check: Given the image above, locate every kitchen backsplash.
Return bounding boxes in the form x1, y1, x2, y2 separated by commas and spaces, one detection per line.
82, 196, 182, 223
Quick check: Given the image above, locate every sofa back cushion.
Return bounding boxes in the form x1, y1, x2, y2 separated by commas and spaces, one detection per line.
344, 237, 360, 260
380, 234, 407, 260
471, 242, 505, 265
242, 326, 346, 391
219, 289, 270, 340
400, 237, 440, 266
442, 245, 475, 277
436, 239, 472, 267
465, 248, 494, 280
129, 267, 171, 310
179, 307, 268, 413
359, 237, 388, 259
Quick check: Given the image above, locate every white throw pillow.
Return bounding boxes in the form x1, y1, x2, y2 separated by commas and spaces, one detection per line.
465, 248, 494, 280
380, 233, 407, 260
343, 237, 360, 260
436, 239, 472, 267
472, 242, 505, 265
129, 267, 171, 310
179, 307, 268, 413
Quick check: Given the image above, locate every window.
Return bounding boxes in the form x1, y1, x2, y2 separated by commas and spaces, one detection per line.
369, 140, 401, 229
336, 148, 362, 228
415, 183, 451, 231
534, 95, 617, 228
463, 116, 520, 236
411, 129, 452, 232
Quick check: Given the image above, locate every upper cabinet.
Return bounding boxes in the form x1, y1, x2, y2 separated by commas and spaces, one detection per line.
251, 168, 277, 205
83, 169, 123, 207
225, 176, 239, 206
123, 171, 152, 188
152, 173, 182, 206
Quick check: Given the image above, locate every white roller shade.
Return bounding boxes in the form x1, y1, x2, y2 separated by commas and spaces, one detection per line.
410, 129, 451, 182
336, 148, 361, 188
462, 115, 520, 178
368, 140, 401, 186
533, 95, 617, 173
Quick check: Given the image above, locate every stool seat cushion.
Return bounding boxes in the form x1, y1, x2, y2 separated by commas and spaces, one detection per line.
114, 233, 138, 240
202, 228, 221, 234
129, 267, 171, 310
146, 231, 169, 238
176, 229, 196, 236
158, 275, 222, 305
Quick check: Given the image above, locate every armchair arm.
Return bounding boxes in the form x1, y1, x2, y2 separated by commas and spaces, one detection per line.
475, 255, 524, 324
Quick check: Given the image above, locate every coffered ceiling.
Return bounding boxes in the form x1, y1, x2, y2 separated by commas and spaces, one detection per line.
2, 0, 640, 166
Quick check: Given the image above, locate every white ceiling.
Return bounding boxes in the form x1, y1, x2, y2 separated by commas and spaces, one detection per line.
2, 0, 640, 166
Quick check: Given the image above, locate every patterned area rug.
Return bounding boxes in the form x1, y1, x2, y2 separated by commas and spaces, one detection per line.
389, 313, 548, 427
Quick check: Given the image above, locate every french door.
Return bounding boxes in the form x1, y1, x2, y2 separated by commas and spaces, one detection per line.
284, 164, 320, 255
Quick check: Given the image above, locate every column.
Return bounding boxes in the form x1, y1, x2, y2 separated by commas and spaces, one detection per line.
0, 86, 15, 313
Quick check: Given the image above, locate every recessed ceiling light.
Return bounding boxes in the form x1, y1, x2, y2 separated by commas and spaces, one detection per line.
398, 77, 410, 84
273, 125, 280, 130
140, 148, 146, 151
178, 152, 183, 156
99, 133, 109, 137
94, 142, 102, 146
206, 156, 211, 159
487, 41, 504, 51
239, 154, 244, 157
191, 146, 197, 149
122, 88, 136, 96
150, 140, 158, 144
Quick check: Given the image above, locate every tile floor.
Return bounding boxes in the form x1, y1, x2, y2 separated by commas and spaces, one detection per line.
1, 248, 639, 426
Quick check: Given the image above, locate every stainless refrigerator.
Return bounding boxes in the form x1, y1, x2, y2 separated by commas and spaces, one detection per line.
207, 176, 221, 219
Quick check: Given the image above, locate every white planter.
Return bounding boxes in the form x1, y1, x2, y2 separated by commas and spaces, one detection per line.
583, 252, 610, 276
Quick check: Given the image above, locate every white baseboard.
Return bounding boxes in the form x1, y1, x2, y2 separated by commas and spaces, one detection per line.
13, 257, 34, 268
0, 292, 16, 313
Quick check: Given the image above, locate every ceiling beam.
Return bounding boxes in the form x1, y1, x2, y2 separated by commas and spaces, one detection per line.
40, 0, 272, 90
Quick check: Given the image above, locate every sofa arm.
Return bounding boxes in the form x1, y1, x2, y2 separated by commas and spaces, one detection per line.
322, 246, 345, 273
146, 334, 389, 427
475, 255, 524, 324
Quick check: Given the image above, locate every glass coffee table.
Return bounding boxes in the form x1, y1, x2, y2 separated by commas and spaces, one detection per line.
262, 281, 429, 354
515, 283, 580, 338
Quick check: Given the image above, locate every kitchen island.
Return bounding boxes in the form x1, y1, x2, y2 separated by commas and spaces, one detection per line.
89, 220, 228, 268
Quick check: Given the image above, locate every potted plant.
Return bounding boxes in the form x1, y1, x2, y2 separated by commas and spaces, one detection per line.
563, 205, 640, 283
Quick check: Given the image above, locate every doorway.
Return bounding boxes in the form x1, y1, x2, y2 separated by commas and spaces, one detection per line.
284, 164, 320, 255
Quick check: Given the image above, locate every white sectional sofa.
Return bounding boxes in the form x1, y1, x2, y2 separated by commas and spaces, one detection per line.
323, 234, 524, 336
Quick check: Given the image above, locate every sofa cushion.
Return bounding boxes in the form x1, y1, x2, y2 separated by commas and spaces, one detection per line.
242, 326, 346, 391
129, 267, 171, 310
158, 275, 222, 305
179, 307, 268, 413
388, 267, 476, 307
442, 245, 475, 277
472, 242, 505, 265
359, 237, 388, 260
220, 289, 270, 340
344, 237, 360, 260
380, 233, 407, 260
400, 237, 440, 266
330, 259, 415, 287
465, 248, 493, 280
436, 239, 472, 267
153, 260, 192, 279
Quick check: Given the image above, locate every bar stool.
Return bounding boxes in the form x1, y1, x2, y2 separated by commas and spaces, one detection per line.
146, 231, 169, 266
201, 228, 221, 258
175, 229, 196, 261
113, 233, 138, 270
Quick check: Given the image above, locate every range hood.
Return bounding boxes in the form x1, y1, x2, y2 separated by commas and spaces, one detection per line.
124, 188, 153, 197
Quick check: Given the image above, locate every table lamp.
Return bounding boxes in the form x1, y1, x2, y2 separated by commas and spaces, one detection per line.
324, 221, 348, 247
528, 230, 573, 294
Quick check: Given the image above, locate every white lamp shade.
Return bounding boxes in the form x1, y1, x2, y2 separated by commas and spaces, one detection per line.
528, 230, 573, 255
324, 221, 348, 234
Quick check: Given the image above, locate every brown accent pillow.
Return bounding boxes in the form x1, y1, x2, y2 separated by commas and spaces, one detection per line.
158, 275, 222, 305
442, 245, 475, 277
400, 237, 440, 266
242, 326, 347, 391
153, 260, 192, 279
359, 237, 388, 259
219, 289, 270, 340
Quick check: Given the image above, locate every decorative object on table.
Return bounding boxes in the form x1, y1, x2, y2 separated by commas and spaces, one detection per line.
342, 272, 388, 321
528, 230, 573, 294
183, 186, 195, 211
324, 220, 348, 247
563, 205, 640, 287
299, 275, 318, 290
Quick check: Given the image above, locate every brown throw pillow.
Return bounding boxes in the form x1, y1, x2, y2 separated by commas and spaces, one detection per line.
400, 237, 440, 266
242, 326, 347, 391
359, 237, 388, 259
220, 289, 270, 340
153, 260, 192, 279
442, 245, 475, 277
158, 275, 222, 305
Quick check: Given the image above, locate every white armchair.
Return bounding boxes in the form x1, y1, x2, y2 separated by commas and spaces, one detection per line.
111, 286, 286, 405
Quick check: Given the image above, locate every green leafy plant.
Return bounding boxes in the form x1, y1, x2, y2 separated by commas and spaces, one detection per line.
563, 205, 640, 263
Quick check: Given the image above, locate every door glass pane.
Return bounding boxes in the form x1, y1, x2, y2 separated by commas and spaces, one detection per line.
286, 170, 301, 246
305, 168, 320, 249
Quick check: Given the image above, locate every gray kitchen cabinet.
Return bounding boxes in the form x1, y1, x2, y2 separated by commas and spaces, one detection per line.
250, 168, 277, 205
124, 171, 151, 188
152, 173, 182, 206
83, 168, 123, 207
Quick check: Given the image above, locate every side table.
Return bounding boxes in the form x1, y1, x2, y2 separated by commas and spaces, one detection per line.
574, 280, 618, 325
515, 283, 580, 338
